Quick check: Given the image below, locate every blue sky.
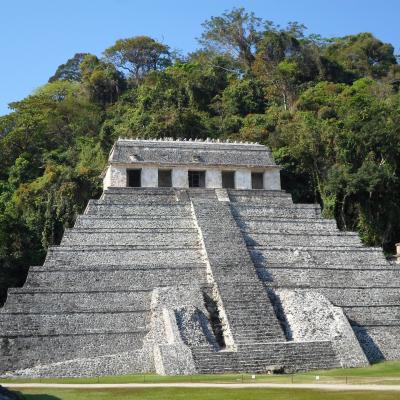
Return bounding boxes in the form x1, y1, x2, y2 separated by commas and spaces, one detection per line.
1, 0, 399, 115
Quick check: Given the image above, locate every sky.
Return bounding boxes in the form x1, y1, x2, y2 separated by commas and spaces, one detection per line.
1, 0, 399, 116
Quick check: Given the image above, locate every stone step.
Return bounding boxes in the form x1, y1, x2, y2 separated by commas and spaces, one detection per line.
262, 262, 390, 271
188, 189, 219, 200
99, 195, 183, 207
224, 304, 278, 313
62, 229, 200, 247
230, 324, 284, 333
1, 290, 152, 313
244, 232, 362, 247
75, 216, 194, 230
192, 344, 337, 356
232, 203, 319, 210
191, 341, 339, 373
70, 227, 198, 233
0, 332, 145, 373
259, 267, 400, 288
231, 205, 321, 219
233, 333, 284, 343
85, 200, 193, 217
50, 244, 200, 250
236, 218, 338, 232
229, 320, 284, 332
316, 288, 400, 307
192, 357, 339, 369
23, 269, 207, 290
31, 262, 205, 272
216, 289, 285, 342
226, 189, 290, 198
0, 311, 150, 336
192, 356, 338, 367
45, 247, 204, 266
215, 281, 268, 292
102, 187, 180, 195
251, 247, 388, 268
229, 196, 294, 206
100, 197, 183, 206
215, 277, 271, 290
101, 187, 189, 202
343, 306, 400, 326
102, 192, 181, 199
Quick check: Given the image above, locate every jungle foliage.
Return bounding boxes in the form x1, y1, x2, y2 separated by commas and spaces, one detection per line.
1, 8, 400, 289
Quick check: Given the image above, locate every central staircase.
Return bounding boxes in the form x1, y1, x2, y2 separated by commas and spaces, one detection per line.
188, 190, 339, 373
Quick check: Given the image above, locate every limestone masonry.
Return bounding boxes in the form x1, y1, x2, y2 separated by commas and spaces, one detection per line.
1, 138, 399, 376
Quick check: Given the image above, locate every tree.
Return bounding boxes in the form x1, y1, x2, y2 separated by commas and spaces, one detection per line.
103, 64, 219, 139
2, 9, 400, 297
199, 7, 264, 70
49, 53, 89, 82
253, 30, 323, 109
324, 33, 397, 79
273, 79, 400, 250
218, 78, 266, 116
80, 55, 126, 106
104, 36, 171, 82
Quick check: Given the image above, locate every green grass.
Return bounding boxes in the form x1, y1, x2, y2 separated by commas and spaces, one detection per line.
3, 360, 400, 400
2, 360, 400, 386
305, 360, 400, 377
298, 360, 400, 385
13, 388, 400, 400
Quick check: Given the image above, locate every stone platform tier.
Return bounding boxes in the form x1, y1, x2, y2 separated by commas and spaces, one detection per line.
0, 187, 397, 375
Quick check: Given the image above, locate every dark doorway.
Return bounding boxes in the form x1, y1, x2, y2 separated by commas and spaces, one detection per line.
222, 171, 235, 189
251, 172, 264, 189
188, 170, 205, 188
127, 169, 141, 187
158, 169, 172, 187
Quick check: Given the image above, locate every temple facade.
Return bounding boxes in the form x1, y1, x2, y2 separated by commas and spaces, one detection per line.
102, 138, 281, 190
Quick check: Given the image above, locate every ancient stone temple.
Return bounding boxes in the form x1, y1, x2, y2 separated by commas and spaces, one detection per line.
1, 138, 399, 377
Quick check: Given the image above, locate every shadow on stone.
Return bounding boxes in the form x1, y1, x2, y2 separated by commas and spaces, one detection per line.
352, 324, 385, 363
0, 288, 7, 308
266, 288, 293, 341
202, 291, 226, 349
0, 265, 30, 307
174, 305, 219, 349
249, 250, 274, 282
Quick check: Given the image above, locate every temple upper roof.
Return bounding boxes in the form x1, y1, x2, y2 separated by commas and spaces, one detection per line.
109, 138, 277, 168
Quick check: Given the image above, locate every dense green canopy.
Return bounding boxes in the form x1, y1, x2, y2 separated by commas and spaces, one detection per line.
1, 8, 400, 300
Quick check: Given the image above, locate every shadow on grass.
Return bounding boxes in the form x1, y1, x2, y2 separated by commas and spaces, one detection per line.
17, 393, 61, 400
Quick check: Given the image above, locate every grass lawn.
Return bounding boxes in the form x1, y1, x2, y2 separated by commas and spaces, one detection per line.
13, 388, 400, 400
4, 362, 400, 400
299, 360, 400, 384
3, 360, 400, 386
305, 360, 400, 377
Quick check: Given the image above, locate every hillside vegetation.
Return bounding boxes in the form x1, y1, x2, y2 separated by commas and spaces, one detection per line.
1, 8, 400, 296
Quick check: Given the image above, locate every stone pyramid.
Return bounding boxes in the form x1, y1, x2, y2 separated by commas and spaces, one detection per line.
1, 139, 398, 376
